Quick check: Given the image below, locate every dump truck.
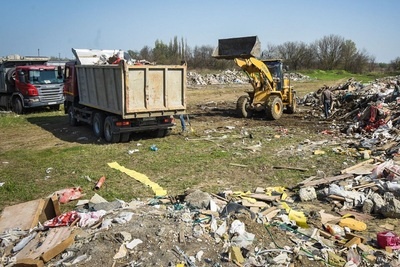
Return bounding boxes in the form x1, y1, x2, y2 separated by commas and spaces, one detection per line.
0, 54, 64, 114
212, 36, 296, 120
63, 48, 186, 143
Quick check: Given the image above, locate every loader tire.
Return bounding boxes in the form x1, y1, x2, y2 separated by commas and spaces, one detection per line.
104, 116, 121, 143
266, 95, 283, 120
236, 95, 253, 118
286, 93, 297, 114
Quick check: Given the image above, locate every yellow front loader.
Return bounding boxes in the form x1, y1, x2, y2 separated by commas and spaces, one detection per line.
212, 36, 296, 120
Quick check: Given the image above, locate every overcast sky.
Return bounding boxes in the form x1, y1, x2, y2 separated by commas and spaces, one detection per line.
2, 0, 399, 63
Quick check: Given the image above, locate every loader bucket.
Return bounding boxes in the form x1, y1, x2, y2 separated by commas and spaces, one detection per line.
212, 36, 261, 59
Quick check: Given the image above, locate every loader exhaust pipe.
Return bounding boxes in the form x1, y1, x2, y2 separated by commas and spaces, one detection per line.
212, 36, 261, 59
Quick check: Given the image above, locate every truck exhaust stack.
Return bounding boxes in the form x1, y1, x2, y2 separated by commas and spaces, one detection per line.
212, 36, 261, 59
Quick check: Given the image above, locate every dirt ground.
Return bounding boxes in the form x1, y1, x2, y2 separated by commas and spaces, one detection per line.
4, 84, 398, 266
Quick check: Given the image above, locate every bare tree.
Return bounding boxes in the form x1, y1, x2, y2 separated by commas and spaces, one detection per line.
315, 35, 345, 70
276, 41, 309, 70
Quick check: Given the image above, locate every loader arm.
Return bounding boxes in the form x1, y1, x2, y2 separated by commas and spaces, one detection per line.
234, 57, 275, 93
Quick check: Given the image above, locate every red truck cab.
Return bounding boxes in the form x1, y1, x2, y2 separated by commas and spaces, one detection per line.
0, 55, 65, 114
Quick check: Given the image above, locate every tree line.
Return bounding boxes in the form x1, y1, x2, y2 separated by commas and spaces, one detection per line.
125, 35, 399, 74
50, 35, 399, 73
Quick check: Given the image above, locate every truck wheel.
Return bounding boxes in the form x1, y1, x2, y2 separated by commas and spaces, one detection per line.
12, 97, 24, 114
92, 112, 105, 138
286, 93, 297, 114
104, 116, 120, 143
120, 133, 131, 142
236, 95, 253, 118
68, 106, 79, 126
265, 95, 283, 120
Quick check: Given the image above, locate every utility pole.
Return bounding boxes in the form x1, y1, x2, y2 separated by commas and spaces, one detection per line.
38, 49, 40, 56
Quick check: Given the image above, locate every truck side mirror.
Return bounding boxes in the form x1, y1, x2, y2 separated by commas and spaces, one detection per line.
57, 66, 63, 79
18, 71, 26, 83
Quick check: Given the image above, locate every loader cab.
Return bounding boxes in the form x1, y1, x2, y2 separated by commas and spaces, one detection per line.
263, 59, 284, 90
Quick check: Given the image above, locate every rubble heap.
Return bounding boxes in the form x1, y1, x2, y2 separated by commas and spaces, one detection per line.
187, 70, 311, 86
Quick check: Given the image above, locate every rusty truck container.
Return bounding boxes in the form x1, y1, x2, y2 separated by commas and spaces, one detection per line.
75, 62, 186, 118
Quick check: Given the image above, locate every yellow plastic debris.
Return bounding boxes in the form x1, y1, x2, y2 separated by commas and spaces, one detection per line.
313, 150, 325, 155
229, 246, 244, 264
265, 186, 287, 200
108, 162, 167, 197
232, 191, 257, 203
280, 202, 308, 228
339, 217, 367, 231
327, 250, 347, 266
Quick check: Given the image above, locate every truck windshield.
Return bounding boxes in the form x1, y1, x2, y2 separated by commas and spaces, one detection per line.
29, 69, 63, 84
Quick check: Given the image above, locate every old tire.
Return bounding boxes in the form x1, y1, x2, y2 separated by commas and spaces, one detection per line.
236, 95, 253, 118
12, 97, 23, 114
120, 133, 131, 143
68, 106, 79, 126
104, 116, 120, 143
286, 93, 297, 114
92, 112, 105, 138
266, 95, 283, 120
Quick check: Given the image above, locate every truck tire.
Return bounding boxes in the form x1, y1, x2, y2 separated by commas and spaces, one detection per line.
92, 112, 105, 138
104, 116, 120, 143
265, 95, 283, 120
12, 97, 23, 114
68, 106, 79, 126
286, 93, 297, 114
236, 95, 253, 118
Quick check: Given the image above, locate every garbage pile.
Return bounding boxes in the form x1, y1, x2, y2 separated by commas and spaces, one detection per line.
2, 158, 400, 266
187, 70, 311, 86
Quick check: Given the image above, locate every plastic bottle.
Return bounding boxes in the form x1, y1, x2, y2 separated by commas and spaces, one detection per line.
150, 145, 158, 151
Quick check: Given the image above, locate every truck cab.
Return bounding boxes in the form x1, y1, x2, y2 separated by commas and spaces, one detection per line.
0, 55, 65, 114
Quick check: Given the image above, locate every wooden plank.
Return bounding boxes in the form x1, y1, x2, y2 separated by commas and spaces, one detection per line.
248, 193, 280, 202
41, 228, 76, 262
273, 166, 308, 172
15, 227, 76, 263
301, 173, 353, 187
0, 199, 45, 232
14, 258, 44, 267
241, 199, 268, 208
341, 159, 374, 174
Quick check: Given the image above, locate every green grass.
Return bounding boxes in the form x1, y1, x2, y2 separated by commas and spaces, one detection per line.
0, 72, 367, 211
300, 69, 390, 83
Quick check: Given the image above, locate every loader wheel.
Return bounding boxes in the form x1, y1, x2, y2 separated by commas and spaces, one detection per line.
236, 95, 253, 118
286, 93, 297, 114
266, 95, 283, 120
104, 116, 120, 143
92, 112, 106, 138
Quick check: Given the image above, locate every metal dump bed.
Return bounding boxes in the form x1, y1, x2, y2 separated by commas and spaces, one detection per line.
75, 63, 186, 119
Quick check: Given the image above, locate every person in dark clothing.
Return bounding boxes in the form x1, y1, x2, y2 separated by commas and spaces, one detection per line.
321, 86, 333, 118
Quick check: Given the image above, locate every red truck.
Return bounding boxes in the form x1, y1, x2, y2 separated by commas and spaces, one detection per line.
0, 54, 65, 113
63, 48, 186, 143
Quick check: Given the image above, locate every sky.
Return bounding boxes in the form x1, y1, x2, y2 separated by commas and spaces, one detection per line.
1, 0, 399, 63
